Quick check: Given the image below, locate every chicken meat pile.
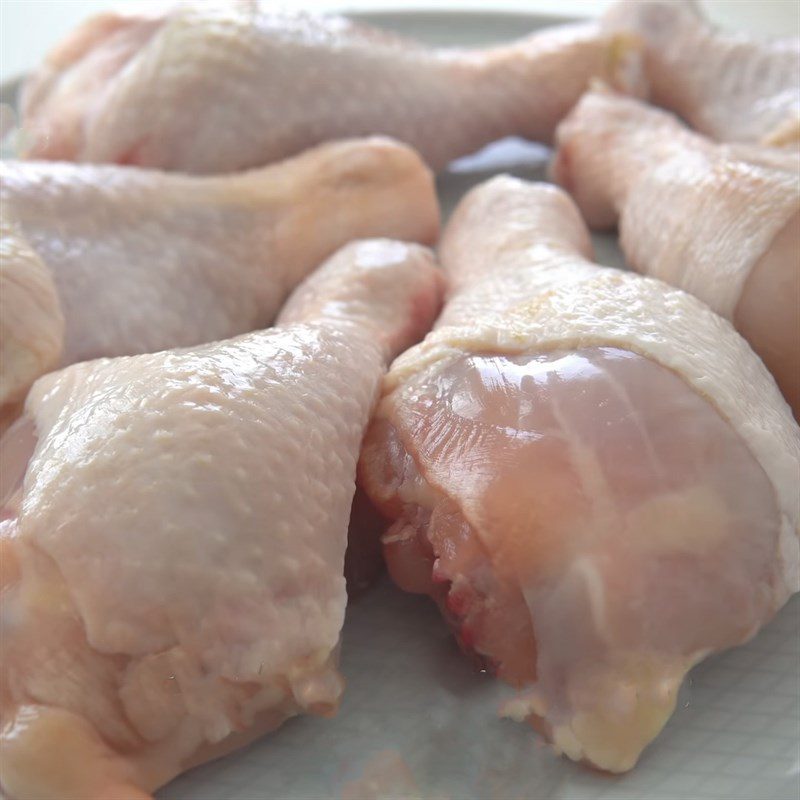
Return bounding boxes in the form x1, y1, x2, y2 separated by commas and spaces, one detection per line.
0, 1, 798, 797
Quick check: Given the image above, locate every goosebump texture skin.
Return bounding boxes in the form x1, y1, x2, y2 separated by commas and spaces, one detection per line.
360, 177, 800, 774
0, 239, 443, 800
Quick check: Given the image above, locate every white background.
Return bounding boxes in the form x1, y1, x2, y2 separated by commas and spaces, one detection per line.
1, 0, 799, 82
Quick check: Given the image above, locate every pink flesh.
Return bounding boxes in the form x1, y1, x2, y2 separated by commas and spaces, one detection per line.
363, 346, 781, 761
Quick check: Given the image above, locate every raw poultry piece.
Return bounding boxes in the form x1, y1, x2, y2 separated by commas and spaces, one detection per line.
0, 239, 443, 800
359, 177, 800, 773
21, 3, 643, 173
0, 137, 438, 413
0, 212, 63, 415
551, 89, 800, 416
603, 0, 800, 145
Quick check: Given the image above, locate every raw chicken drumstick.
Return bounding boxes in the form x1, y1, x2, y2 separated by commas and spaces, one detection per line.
552, 89, 800, 417
359, 177, 800, 773
21, 3, 643, 173
603, 0, 800, 145
0, 137, 438, 413
0, 238, 442, 800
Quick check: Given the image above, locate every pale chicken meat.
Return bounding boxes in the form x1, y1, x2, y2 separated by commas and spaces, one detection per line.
603, 0, 800, 145
0, 239, 443, 800
20, 2, 644, 173
359, 178, 800, 773
552, 89, 800, 416
0, 212, 63, 415
0, 137, 438, 413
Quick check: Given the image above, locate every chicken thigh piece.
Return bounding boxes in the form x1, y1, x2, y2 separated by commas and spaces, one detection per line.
20, 3, 643, 173
552, 89, 800, 416
0, 239, 443, 800
359, 178, 800, 773
603, 0, 800, 145
0, 137, 438, 412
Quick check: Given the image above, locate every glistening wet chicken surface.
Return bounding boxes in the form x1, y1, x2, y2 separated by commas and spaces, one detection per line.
0, 241, 442, 798
370, 346, 782, 771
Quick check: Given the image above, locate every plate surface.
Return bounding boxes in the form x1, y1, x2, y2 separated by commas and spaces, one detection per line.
5, 9, 797, 800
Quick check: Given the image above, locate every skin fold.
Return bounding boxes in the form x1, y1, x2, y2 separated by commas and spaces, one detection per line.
359, 177, 800, 773
0, 136, 438, 416
603, 0, 800, 145
21, 2, 644, 173
551, 88, 800, 417
0, 239, 444, 800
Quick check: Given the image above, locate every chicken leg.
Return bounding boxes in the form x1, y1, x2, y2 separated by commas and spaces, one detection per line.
602, 0, 800, 145
0, 239, 443, 800
359, 177, 800, 773
0, 137, 438, 413
551, 88, 800, 416
20, 3, 643, 173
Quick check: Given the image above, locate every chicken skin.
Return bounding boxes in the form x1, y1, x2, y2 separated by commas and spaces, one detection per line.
552, 89, 800, 416
603, 0, 800, 145
0, 137, 438, 413
359, 178, 800, 773
0, 212, 63, 414
0, 239, 443, 800
21, 3, 643, 173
